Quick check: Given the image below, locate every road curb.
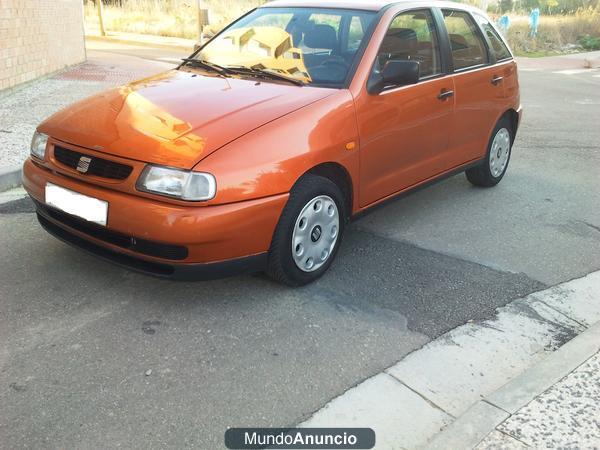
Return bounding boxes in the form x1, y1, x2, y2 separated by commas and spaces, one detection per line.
298, 271, 600, 449
0, 165, 22, 192
425, 401, 509, 450
426, 320, 600, 449
85, 34, 194, 53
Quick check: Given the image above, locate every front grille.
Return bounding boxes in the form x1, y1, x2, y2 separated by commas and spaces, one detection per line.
35, 201, 188, 261
54, 146, 133, 180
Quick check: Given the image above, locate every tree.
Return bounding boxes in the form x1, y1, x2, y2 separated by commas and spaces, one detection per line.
500, 0, 515, 11
96, 0, 106, 36
543, 0, 560, 13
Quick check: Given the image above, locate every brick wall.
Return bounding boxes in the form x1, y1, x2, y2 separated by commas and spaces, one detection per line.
0, 0, 86, 91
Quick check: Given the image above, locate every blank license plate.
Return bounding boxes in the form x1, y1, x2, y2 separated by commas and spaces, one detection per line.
45, 183, 108, 226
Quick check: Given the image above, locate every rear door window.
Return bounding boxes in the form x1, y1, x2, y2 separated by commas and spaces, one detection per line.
442, 10, 489, 70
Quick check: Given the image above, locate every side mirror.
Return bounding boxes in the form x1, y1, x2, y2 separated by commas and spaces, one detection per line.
367, 60, 420, 95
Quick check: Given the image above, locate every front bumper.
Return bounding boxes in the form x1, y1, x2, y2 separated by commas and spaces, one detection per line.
23, 158, 288, 279
36, 210, 268, 280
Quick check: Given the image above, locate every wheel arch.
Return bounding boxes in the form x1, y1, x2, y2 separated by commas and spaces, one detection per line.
302, 162, 354, 220
502, 108, 519, 143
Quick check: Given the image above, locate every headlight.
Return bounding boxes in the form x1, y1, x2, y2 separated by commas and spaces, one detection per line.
137, 165, 216, 201
30, 131, 48, 159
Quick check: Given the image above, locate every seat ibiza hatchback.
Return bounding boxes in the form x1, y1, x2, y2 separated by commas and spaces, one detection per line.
24, 0, 521, 286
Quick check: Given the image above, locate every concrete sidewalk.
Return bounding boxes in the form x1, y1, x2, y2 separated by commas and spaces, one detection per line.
516, 50, 600, 70
87, 28, 600, 70
300, 271, 600, 449
432, 325, 600, 449
85, 31, 197, 53
85, 29, 600, 70
86, 30, 196, 52
476, 349, 600, 449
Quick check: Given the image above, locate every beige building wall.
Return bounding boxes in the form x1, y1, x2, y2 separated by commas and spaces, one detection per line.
0, 0, 86, 91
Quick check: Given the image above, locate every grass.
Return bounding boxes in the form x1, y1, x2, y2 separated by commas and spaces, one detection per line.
495, 8, 600, 56
85, 0, 600, 55
84, 0, 267, 39
578, 34, 600, 50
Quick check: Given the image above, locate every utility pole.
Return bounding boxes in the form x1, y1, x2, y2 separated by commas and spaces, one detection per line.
97, 0, 106, 36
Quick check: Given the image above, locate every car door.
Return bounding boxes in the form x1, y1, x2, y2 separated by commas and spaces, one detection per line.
440, 9, 507, 165
356, 8, 455, 207
474, 12, 520, 103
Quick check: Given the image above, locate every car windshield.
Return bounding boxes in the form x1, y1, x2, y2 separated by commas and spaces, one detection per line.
193, 7, 376, 87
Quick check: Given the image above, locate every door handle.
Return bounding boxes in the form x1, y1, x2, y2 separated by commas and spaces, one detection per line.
491, 76, 504, 85
437, 89, 454, 100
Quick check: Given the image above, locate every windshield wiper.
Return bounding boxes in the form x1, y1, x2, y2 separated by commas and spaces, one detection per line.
180, 58, 230, 76
224, 66, 305, 86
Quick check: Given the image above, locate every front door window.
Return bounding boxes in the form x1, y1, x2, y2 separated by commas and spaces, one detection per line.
376, 9, 442, 79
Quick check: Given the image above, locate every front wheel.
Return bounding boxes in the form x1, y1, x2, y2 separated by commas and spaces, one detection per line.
466, 117, 513, 187
267, 174, 346, 286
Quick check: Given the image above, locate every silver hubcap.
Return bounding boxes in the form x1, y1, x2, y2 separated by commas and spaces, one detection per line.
489, 127, 511, 178
292, 195, 339, 272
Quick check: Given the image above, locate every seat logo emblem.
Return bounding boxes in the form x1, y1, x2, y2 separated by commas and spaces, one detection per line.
311, 225, 322, 242
77, 156, 92, 173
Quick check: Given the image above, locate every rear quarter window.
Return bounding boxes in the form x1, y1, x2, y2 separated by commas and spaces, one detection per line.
475, 14, 512, 61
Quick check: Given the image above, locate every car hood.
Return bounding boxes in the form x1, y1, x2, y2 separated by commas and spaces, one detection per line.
39, 70, 334, 168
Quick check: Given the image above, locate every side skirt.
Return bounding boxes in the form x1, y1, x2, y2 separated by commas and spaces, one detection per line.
351, 159, 484, 222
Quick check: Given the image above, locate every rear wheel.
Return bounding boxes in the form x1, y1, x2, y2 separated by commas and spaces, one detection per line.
466, 117, 513, 187
267, 174, 346, 286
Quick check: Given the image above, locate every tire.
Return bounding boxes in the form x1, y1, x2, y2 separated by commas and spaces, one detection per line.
466, 117, 513, 187
267, 174, 346, 286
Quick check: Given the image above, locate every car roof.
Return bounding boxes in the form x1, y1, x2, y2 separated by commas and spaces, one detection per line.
262, 0, 482, 13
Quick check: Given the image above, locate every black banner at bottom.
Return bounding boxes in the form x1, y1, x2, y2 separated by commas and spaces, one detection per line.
225, 428, 375, 449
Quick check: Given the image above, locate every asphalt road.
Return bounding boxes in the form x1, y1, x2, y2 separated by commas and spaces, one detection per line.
1, 46, 599, 448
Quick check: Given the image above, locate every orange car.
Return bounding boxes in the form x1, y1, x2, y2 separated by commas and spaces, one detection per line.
23, 0, 521, 285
